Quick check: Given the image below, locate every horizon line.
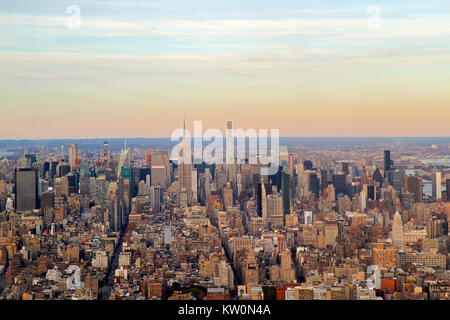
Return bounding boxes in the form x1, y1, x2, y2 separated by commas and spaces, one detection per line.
1, 136, 450, 141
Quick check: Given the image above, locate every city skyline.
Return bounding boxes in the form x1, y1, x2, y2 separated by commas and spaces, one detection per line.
1, 0, 450, 139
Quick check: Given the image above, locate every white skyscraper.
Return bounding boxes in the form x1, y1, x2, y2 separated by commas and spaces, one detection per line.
392, 211, 404, 248
432, 171, 442, 199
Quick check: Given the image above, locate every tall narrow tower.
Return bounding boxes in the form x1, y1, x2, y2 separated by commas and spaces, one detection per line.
392, 211, 404, 248
178, 117, 193, 205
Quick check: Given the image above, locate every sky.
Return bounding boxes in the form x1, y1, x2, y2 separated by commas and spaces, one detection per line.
0, 0, 449, 139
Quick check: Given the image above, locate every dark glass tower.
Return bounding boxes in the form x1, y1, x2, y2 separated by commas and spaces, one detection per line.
15, 168, 39, 212
384, 150, 391, 176
281, 172, 290, 215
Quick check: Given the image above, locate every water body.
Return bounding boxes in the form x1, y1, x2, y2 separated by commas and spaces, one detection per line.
423, 183, 447, 197
0, 152, 13, 157
421, 158, 450, 166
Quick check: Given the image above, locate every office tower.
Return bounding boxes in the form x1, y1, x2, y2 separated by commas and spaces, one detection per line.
256, 181, 263, 217
387, 170, 404, 193
15, 168, 39, 212
53, 177, 64, 209
151, 166, 166, 187
178, 121, 193, 205
367, 185, 376, 200
80, 177, 90, 195
432, 171, 442, 199
40, 190, 54, 210
332, 174, 347, 196
341, 162, 349, 175
23, 153, 37, 168
223, 182, 233, 210
69, 143, 78, 170
384, 150, 391, 175
392, 211, 404, 248
447, 179, 450, 201
149, 186, 163, 213
401, 192, 414, 210
117, 148, 131, 178
309, 173, 320, 197
279, 146, 289, 172
281, 172, 290, 215
38, 179, 49, 196
152, 151, 171, 188
406, 176, 423, 203
58, 162, 71, 177
373, 168, 383, 187
110, 198, 121, 232
61, 176, 69, 196
325, 221, 339, 247
267, 193, 282, 219
95, 176, 108, 206
67, 172, 77, 194
297, 150, 304, 168
320, 170, 328, 192
303, 160, 313, 170
49, 160, 59, 179
360, 190, 367, 211
268, 166, 282, 192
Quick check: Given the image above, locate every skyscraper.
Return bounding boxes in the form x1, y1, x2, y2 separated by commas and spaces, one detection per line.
432, 172, 442, 199
152, 151, 171, 187
178, 119, 193, 205
392, 211, 404, 248
281, 172, 290, 216
15, 168, 38, 212
447, 179, 450, 202
406, 176, 423, 203
151, 166, 166, 187
69, 143, 78, 170
117, 148, 131, 179
384, 150, 391, 175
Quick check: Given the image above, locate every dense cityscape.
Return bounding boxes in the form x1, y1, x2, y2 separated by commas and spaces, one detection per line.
0, 126, 449, 300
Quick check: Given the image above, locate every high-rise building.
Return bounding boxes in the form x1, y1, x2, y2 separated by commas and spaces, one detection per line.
325, 221, 339, 247
152, 151, 171, 187
281, 172, 290, 215
432, 171, 442, 199
392, 211, 404, 248
117, 148, 131, 179
387, 170, 404, 193
178, 120, 193, 205
320, 169, 328, 192
267, 193, 282, 218
332, 174, 347, 196
149, 186, 163, 213
309, 173, 320, 197
222, 182, 233, 210
406, 176, 423, 203
447, 179, 450, 201
151, 166, 166, 187
69, 143, 78, 170
384, 150, 391, 175
15, 168, 39, 212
